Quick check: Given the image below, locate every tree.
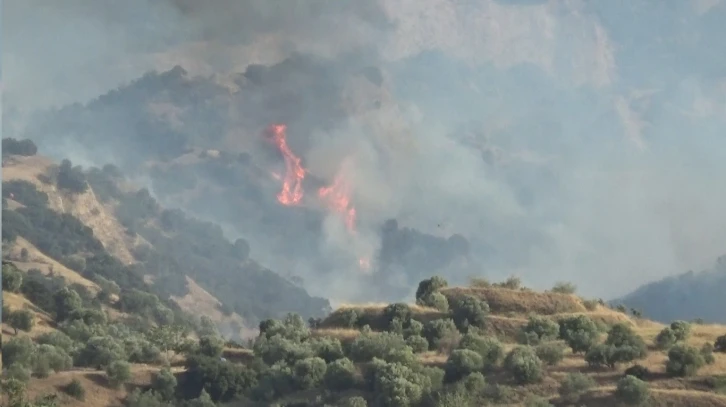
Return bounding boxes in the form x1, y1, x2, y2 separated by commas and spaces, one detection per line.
558, 315, 600, 353
558, 373, 595, 404
666, 344, 705, 377
715, 334, 726, 353
106, 360, 131, 388
292, 357, 327, 390
415, 276, 449, 309
535, 342, 566, 366
450, 295, 489, 331
669, 320, 691, 342
198, 335, 224, 358
615, 375, 649, 405
53, 287, 82, 322
76, 336, 126, 369
654, 327, 677, 350
551, 281, 576, 294
62, 378, 85, 401
7, 309, 34, 334
2, 336, 35, 367
2, 263, 23, 292
456, 333, 503, 369
444, 349, 484, 382
324, 357, 356, 390
520, 315, 559, 345
198, 316, 219, 337
152, 367, 178, 401
503, 346, 543, 384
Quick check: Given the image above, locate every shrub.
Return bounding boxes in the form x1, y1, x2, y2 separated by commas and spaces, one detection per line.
421, 291, 450, 312
2, 138, 38, 156
36, 331, 75, 354
701, 343, 716, 365
371, 361, 432, 407
558, 372, 595, 404
558, 315, 600, 353
603, 323, 647, 364
623, 364, 650, 381
423, 319, 460, 352
76, 335, 126, 368
324, 357, 357, 391
615, 375, 650, 405
714, 334, 726, 353
342, 396, 368, 407
2, 336, 35, 367
383, 303, 413, 326
551, 282, 576, 294
293, 357, 327, 390
520, 315, 559, 345
2, 263, 23, 292
654, 327, 677, 350
415, 276, 448, 303
524, 396, 555, 407
63, 378, 86, 401
503, 346, 543, 384
7, 309, 35, 334
152, 367, 178, 401
666, 344, 705, 377
310, 337, 345, 363
445, 349, 484, 382
348, 331, 408, 362
669, 320, 691, 342
457, 333, 504, 369
406, 335, 430, 353
450, 295, 489, 331
106, 360, 131, 388
337, 308, 360, 328
582, 299, 598, 311
535, 342, 566, 366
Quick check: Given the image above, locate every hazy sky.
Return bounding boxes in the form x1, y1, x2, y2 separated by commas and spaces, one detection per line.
4, 0, 726, 299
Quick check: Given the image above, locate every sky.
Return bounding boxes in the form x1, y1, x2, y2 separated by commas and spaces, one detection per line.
4, 0, 726, 299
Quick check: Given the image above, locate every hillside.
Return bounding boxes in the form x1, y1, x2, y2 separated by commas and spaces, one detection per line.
3, 267, 726, 407
615, 257, 726, 324
2, 142, 331, 338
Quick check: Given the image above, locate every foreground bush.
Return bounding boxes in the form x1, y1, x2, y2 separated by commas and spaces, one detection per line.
503, 346, 543, 384
558, 373, 595, 404
62, 378, 86, 401
666, 344, 705, 377
615, 375, 649, 405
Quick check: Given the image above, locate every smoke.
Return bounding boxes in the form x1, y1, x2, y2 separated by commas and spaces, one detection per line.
5, 0, 726, 302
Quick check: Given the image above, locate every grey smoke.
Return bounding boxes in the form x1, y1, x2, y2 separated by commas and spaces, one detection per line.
5, 0, 726, 303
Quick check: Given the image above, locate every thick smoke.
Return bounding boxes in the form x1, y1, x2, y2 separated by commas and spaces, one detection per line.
5, 0, 726, 303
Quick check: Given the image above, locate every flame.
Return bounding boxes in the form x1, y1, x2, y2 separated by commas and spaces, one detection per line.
318, 171, 357, 232
267, 124, 305, 206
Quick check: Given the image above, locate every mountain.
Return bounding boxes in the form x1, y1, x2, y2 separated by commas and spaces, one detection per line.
2, 140, 330, 338
615, 257, 726, 324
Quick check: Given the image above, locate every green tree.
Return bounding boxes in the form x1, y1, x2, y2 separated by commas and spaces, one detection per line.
76, 335, 126, 369
152, 367, 178, 401
2, 336, 35, 367
450, 295, 489, 331
535, 342, 566, 366
558, 315, 600, 353
2, 263, 23, 292
7, 309, 34, 334
444, 349, 484, 382
106, 360, 131, 388
615, 375, 649, 405
324, 357, 357, 390
654, 327, 677, 350
456, 333, 503, 369
197, 335, 224, 358
53, 287, 82, 322
669, 320, 691, 342
503, 346, 543, 384
293, 357, 327, 390
558, 372, 595, 404
666, 344, 705, 377
520, 315, 559, 345
715, 334, 726, 353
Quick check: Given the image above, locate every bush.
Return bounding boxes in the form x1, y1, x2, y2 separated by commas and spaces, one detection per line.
415, 276, 448, 303
3, 336, 35, 367
310, 337, 344, 363
654, 327, 677, 350
106, 360, 131, 388
420, 291, 450, 312
370, 361, 432, 407
623, 364, 650, 381
551, 282, 576, 294
347, 331, 408, 362
457, 333, 503, 369
292, 357, 327, 390
406, 335, 430, 353
444, 349, 484, 382
615, 375, 650, 405
714, 334, 726, 353
558, 315, 600, 353
324, 357, 357, 391
152, 367, 178, 401
524, 396, 555, 407
337, 308, 360, 328
198, 335, 224, 358
2, 263, 23, 292
7, 309, 35, 334
520, 315, 559, 345
342, 396, 368, 407
602, 323, 647, 365
422, 319, 460, 352
63, 378, 86, 401
669, 320, 691, 342
666, 344, 705, 377
76, 335, 126, 368
701, 343, 716, 365
582, 299, 598, 311
450, 295, 489, 331
558, 372, 595, 404
535, 342, 566, 366
503, 346, 543, 384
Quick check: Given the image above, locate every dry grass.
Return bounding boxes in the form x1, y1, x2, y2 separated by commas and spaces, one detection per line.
171, 276, 256, 339
441, 286, 586, 315
6, 238, 100, 293
1, 291, 58, 340
3, 155, 136, 264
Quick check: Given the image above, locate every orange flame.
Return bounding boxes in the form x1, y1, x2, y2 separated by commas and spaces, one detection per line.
267, 124, 305, 206
318, 172, 357, 232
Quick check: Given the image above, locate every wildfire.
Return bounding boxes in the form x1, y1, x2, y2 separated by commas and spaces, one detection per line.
358, 257, 371, 270
318, 171, 357, 232
266, 124, 305, 206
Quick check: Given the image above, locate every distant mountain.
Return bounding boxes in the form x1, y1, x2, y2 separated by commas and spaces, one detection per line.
615, 257, 726, 323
